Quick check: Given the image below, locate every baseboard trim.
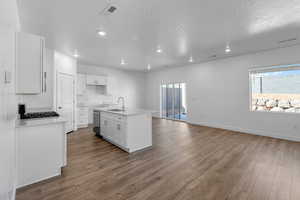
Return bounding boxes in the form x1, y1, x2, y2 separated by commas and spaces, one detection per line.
187, 120, 300, 142
16, 169, 61, 189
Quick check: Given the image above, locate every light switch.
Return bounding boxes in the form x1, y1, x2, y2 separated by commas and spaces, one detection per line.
4, 71, 12, 84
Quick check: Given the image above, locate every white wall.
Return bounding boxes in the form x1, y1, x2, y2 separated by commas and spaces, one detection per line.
0, 0, 19, 30
146, 45, 300, 141
0, 0, 19, 199
78, 64, 146, 124
54, 51, 77, 76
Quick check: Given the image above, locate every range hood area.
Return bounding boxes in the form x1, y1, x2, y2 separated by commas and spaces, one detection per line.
77, 73, 108, 96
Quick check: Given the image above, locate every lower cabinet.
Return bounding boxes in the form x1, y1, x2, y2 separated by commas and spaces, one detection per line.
100, 111, 152, 153
16, 122, 66, 188
112, 120, 126, 147
101, 113, 127, 149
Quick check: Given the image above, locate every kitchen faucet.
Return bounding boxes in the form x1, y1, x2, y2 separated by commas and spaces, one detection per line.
117, 97, 125, 111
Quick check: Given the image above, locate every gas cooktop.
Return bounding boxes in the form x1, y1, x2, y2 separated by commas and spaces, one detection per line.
21, 111, 60, 119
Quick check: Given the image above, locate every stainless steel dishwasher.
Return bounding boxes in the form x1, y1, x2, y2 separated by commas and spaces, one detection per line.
93, 110, 102, 137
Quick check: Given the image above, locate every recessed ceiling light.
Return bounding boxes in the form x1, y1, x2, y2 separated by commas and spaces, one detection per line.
97, 30, 107, 37
147, 64, 151, 71
225, 45, 231, 53
189, 56, 194, 63
73, 50, 79, 58
156, 46, 162, 53
121, 59, 126, 65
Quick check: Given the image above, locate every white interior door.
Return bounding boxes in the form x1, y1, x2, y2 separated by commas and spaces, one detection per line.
57, 73, 74, 133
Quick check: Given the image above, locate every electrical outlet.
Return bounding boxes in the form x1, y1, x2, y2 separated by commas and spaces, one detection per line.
4, 71, 12, 84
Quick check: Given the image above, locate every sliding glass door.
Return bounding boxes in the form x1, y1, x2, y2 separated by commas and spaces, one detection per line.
167, 84, 174, 118
161, 83, 187, 121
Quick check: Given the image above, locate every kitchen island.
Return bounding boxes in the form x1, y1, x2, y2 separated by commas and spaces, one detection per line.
93, 107, 153, 153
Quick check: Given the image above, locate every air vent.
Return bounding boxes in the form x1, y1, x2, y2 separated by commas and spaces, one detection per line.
278, 38, 297, 44
99, 4, 117, 16
108, 6, 117, 13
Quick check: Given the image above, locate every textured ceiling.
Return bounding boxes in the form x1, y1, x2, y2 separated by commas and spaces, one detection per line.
18, 0, 300, 71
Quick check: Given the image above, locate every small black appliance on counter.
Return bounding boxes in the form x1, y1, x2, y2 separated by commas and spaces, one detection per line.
18, 104, 26, 119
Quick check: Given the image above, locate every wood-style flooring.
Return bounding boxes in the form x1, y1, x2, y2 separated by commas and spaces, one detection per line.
17, 118, 300, 200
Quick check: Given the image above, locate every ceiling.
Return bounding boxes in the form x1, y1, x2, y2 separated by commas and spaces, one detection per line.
18, 0, 300, 71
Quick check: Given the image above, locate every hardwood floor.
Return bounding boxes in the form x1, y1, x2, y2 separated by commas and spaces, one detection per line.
17, 118, 300, 200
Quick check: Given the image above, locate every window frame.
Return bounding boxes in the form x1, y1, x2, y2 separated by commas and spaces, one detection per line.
160, 82, 187, 121
249, 63, 300, 115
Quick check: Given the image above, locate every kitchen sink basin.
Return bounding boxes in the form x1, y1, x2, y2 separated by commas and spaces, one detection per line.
108, 109, 125, 112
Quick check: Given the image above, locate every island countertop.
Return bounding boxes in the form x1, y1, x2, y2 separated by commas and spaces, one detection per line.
93, 107, 155, 116
15, 117, 67, 128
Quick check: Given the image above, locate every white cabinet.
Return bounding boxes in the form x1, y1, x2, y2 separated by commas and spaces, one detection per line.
100, 111, 152, 153
77, 107, 88, 128
16, 32, 45, 94
86, 75, 107, 86
101, 117, 108, 138
112, 120, 126, 146
77, 74, 86, 95
19, 49, 54, 109
101, 112, 126, 147
16, 122, 66, 188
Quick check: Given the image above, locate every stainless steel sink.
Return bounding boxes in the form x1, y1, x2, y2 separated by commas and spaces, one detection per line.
108, 109, 125, 112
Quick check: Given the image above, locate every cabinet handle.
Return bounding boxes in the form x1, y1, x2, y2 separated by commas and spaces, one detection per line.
41, 39, 44, 93
44, 72, 47, 92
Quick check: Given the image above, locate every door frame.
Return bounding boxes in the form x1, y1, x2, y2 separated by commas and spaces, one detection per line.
56, 72, 76, 131
160, 82, 187, 122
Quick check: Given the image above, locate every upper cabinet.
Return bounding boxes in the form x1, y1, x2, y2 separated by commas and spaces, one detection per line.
86, 75, 107, 86
16, 32, 45, 94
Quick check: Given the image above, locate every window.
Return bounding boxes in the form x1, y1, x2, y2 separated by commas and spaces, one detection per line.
250, 64, 300, 113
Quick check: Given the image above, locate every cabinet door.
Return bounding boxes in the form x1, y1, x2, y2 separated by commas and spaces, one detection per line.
114, 121, 121, 145
101, 118, 110, 139
16, 32, 44, 94
100, 118, 106, 136
112, 120, 125, 146
19, 48, 53, 109
16, 124, 64, 188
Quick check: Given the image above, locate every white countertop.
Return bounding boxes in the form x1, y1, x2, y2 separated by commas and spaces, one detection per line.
15, 117, 67, 128
93, 107, 155, 116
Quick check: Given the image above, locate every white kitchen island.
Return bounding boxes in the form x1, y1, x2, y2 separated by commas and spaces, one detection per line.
94, 108, 153, 153
15, 117, 67, 188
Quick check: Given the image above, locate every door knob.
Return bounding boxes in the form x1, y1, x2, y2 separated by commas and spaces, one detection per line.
58, 106, 62, 109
